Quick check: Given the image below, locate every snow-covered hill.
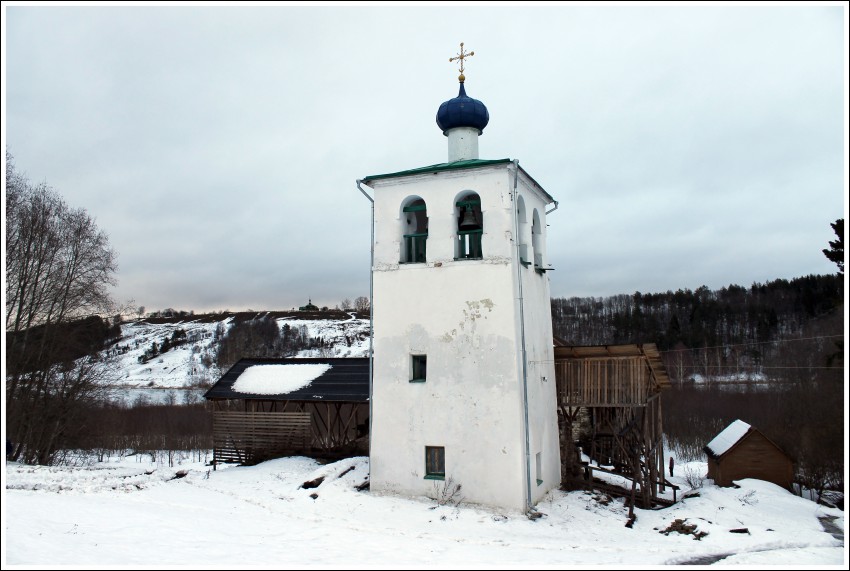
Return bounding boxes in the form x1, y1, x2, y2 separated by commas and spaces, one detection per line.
106, 312, 370, 403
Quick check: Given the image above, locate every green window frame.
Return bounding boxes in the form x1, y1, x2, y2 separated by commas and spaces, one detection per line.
455, 198, 483, 260
455, 230, 483, 260
425, 446, 445, 480
401, 200, 428, 264
410, 354, 427, 382
402, 233, 428, 264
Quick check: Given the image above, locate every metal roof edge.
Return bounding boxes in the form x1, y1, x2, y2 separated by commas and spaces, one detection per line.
362, 158, 512, 183
514, 163, 556, 205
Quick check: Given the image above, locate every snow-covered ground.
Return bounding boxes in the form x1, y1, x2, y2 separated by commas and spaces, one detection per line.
685, 372, 775, 390
3, 454, 845, 567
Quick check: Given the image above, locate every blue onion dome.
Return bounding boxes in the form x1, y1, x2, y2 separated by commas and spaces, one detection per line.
436, 82, 489, 136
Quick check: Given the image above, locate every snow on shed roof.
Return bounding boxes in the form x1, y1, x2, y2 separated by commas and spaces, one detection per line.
204, 358, 369, 402
232, 363, 331, 395
705, 419, 752, 458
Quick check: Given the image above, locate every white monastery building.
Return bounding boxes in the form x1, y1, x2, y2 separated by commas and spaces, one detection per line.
358, 45, 561, 512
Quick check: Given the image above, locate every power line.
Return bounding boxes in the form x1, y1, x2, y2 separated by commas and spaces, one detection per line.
673, 365, 843, 371
658, 334, 843, 354
533, 333, 845, 369
532, 359, 843, 372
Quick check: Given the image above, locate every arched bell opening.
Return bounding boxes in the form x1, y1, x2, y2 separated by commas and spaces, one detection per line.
531, 208, 544, 269
517, 195, 530, 267
454, 191, 483, 260
401, 197, 428, 264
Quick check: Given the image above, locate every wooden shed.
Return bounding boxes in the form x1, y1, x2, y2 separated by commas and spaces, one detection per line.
704, 419, 794, 490
554, 343, 672, 508
204, 357, 370, 467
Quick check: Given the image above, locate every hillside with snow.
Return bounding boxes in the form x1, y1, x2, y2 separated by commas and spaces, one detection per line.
105, 312, 370, 404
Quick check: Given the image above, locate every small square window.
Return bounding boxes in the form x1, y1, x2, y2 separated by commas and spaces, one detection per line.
410, 354, 427, 382
425, 446, 445, 480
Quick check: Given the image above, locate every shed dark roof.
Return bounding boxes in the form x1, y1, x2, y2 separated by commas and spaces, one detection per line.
203, 358, 369, 402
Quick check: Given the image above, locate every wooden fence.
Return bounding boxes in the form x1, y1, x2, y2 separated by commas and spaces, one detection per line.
212, 411, 311, 466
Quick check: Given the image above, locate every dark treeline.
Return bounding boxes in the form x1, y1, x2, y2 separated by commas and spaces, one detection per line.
63, 401, 213, 466
552, 274, 843, 379
665, 371, 843, 496
6, 315, 121, 375
215, 315, 326, 371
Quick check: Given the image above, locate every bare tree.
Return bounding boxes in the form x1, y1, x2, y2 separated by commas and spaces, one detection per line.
5, 152, 118, 464
353, 295, 370, 313
665, 341, 691, 383
340, 298, 352, 311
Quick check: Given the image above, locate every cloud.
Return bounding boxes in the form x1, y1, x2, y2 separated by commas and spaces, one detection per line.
5, 5, 845, 311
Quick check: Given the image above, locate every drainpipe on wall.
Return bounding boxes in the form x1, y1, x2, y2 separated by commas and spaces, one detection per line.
511, 160, 534, 513
356, 180, 375, 465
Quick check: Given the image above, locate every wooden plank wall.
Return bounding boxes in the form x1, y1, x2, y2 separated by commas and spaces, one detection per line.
707, 431, 794, 489
238, 400, 368, 449
555, 357, 651, 407
213, 411, 311, 465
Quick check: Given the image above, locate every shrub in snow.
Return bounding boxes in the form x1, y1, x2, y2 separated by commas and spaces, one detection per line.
683, 465, 706, 490
430, 477, 463, 508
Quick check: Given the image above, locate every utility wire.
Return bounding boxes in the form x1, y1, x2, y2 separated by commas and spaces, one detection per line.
532, 334, 844, 368
658, 334, 843, 354
671, 365, 843, 371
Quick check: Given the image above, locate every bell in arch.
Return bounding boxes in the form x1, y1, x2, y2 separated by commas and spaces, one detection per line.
458, 205, 482, 232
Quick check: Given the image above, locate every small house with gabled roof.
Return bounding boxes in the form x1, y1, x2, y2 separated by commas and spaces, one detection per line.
704, 419, 793, 490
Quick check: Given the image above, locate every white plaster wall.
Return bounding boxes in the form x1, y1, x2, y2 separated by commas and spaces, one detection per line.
446, 126, 480, 162
513, 173, 561, 503
368, 163, 559, 511
370, 263, 528, 510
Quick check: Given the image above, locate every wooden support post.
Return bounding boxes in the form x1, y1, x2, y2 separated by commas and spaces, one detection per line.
326, 403, 332, 447
313, 403, 330, 448
340, 404, 358, 446
329, 403, 341, 448
627, 471, 637, 526
658, 395, 666, 494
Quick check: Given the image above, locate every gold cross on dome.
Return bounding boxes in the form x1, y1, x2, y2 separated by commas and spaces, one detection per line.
449, 42, 475, 82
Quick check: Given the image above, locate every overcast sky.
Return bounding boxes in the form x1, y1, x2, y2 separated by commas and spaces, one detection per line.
4, 4, 847, 314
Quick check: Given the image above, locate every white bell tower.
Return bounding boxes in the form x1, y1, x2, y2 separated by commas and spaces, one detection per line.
359, 44, 560, 512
